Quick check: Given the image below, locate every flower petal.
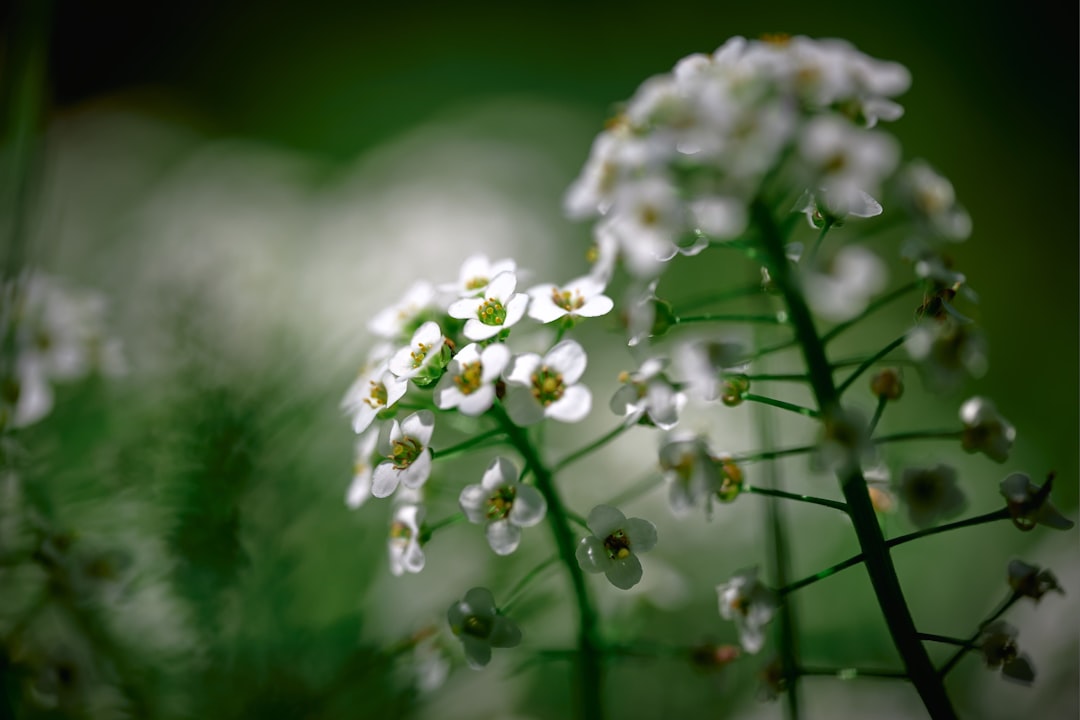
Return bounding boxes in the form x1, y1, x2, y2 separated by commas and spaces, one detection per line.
544, 340, 588, 384
486, 520, 522, 556
371, 463, 400, 498
545, 385, 592, 423
575, 536, 610, 574
624, 517, 658, 553
459, 483, 489, 524
509, 485, 547, 527
587, 504, 627, 537
605, 555, 644, 590
399, 451, 433, 489
488, 616, 523, 648
503, 386, 545, 426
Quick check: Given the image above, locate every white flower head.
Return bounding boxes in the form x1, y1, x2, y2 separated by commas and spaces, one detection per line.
371, 411, 435, 498
906, 318, 988, 392
798, 115, 899, 218
369, 281, 438, 341
898, 464, 966, 528
440, 254, 518, 298
341, 361, 409, 435
901, 160, 972, 241
575, 504, 658, 590
503, 339, 592, 426
459, 457, 547, 556
389, 503, 426, 576
447, 587, 522, 669
346, 427, 380, 509
448, 271, 529, 341
433, 342, 510, 416
803, 245, 887, 322
959, 397, 1016, 463
610, 357, 686, 430
717, 567, 778, 655
527, 275, 614, 326
659, 433, 723, 516
388, 321, 448, 380
999, 473, 1074, 532
978, 621, 1035, 684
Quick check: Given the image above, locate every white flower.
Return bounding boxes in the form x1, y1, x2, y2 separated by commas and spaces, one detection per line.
447, 587, 522, 668
610, 357, 686, 430
898, 464, 966, 528
901, 160, 972, 241
371, 411, 435, 498
978, 621, 1035, 684
369, 281, 438, 340
388, 321, 447, 379
447, 271, 529, 341
440, 254, 518, 297
672, 338, 747, 402
346, 427, 380, 509
341, 361, 408, 435
803, 245, 887, 322
797, 115, 899, 218
959, 397, 1015, 463
586, 223, 620, 285
433, 342, 510, 416
689, 196, 748, 240
575, 504, 658, 590
503, 339, 592, 425
527, 276, 614, 325
906, 318, 988, 391
1006, 559, 1063, 602
717, 567, 778, 654
459, 457, 547, 555
389, 503, 426, 576
796, 188, 882, 229
999, 473, 1074, 531
659, 433, 723, 515
602, 178, 684, 279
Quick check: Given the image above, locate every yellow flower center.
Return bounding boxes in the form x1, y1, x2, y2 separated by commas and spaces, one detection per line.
454, 361, 484, 395
363, 380, 388, 409
551, 287, 585, 312
477, 298, 507, 326
603, 529, 631, 560
530, 366, 565, 406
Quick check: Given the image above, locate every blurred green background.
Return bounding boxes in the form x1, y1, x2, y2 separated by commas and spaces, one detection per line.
1, 1, 1076, 718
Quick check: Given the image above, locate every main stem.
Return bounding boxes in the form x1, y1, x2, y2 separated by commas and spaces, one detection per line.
494, 405, 603, 720
753, 200, 957, 719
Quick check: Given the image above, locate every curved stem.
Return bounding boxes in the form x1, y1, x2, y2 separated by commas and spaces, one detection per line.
822, 281, 920, 344
800, 666, 908, 680
431, 428, 505, 460
887, 508, 1010, 549
420, 513, 465, 542
502, 555, 560, 614
779, 552, 866, 597
868, 396, 888, 437
745, 485, 847, 513
917, 633, 971, 648
743, 393, 820, 418
744, 372, 811, 383
836, 335, 906, 395
754, 198, 958, 719
735, 443, 816, 463
939, 592, 1021, 676
493, 404, 604, 720
805, 219, 833, 265
674, 312, 787, 326
553, 422, 631, 473
874, 429, 963, 445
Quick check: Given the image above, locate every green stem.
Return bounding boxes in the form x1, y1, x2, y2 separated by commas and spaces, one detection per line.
779, 553, 866, 596
868, 396, 888, 437
553, 422, 632, 473
917, 633, 971, 648
874, 429, 963, 445
805, 219, 833, 264
747, 336, 800, 361
494, 404, 604, 720
674, 312, 787, 326
431, 428, 505, 460
420, 513, 465, 542
754, 198, 958, 719
502, 556, 560, 614
735, 443, 816, 463
744, 372, 810, 383
836, 335, 906, 395
745, 485, 848, 513
887, 508, 1010, 549
743, 393, 820, 418
939, 592, 1021, 676
800, 666, 908, 680
822, 281, 920, 344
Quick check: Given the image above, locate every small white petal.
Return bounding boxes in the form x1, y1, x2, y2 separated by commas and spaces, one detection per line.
459, 484, 489, 524
575, 536, 610, 574
486, 520, 522, 555
528, 294, 567, 323
606, 555, 644, 590
587, 504, 627, 537
401, 410, 436, 445
505, 353, 541, 385
371, 463, 400, 498
624, 517, 658, 553
482, 456, 518, 489
509, 485, 547, 527
399, 451, 433, 489
545, 385, 592, 423
503, 386, 546, 426
544, 340, 587, 384
574, 295, 614, 318
457, 386, 496, 416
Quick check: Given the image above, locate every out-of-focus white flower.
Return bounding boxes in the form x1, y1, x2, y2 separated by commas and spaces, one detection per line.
796, 188, 882, 229
389, 503, 426, 576
999, 473, 1074, 531
900, 160, 972, 241
797, 115, 899, 218
346, 427, 380, 509
527, 275, 614, 326
371, 411, 435, 498
575, 504, 658, 590
586, 223, 620, 285
448, 271, 529, 341
601, 178, 685, 279
447, 587, 522, 668
659, 433, 723, 515
341, 360, 408, 435
717, 567, 778, 654
803, 245, 887, 322
458, 457, 546, 556
369, 281, 438, 341
959, 396, 1016, 463
440, 253, 517, 297
1007, 559, 1064, 602
672, 338, 747, 402
503, 339, 592, 425
388, 321, 447, 380
815, 407, 874, 473
433, 342, 510, 416
897, 464, 966, 528
906, 318, 988, 392
689, 196, 748, 240
610, 357, 686, 430
978, 620, 1035, 684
